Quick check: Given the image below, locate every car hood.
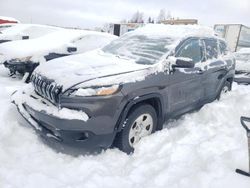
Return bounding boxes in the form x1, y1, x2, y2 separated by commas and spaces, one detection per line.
34, 50, 156, 91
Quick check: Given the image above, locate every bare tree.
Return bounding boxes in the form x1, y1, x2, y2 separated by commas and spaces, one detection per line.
120, 19, 127, 24
130, 11, 144, 23
148, 17, 152, 23
166, 11, 172, 20
157, 9, 166, 23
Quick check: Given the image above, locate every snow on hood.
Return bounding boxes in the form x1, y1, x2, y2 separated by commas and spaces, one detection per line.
0, 29, 116, 61
34, 50, 155, 90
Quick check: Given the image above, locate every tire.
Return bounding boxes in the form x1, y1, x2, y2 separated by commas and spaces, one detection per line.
114, 104, 157, 154
217, 81, 231, 100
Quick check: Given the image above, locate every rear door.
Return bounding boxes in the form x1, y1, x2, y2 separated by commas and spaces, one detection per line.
167, 38, 205, 115
201, 38, 230, 100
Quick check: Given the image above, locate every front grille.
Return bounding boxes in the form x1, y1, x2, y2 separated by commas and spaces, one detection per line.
30, 73, 63, 104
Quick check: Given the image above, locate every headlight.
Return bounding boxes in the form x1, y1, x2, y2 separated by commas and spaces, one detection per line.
13, 56, 32, 62
68, 85, 120, 97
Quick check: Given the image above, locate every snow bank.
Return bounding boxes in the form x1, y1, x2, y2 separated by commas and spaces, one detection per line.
0, 65, 250, 187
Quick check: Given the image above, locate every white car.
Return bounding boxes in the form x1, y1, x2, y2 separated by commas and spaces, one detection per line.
0, 24, 61, 43
1, 29, 117, 80
0, 23, 16, 32
234, 48, 250, 84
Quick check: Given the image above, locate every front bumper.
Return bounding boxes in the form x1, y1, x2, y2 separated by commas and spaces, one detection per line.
12, 90, 117, 152
4, 60, 39, 74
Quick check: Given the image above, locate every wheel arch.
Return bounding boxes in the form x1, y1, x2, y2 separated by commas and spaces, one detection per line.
115, 93, 165, 133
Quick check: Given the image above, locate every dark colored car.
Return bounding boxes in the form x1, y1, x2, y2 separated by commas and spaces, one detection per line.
12, 25, 235, 154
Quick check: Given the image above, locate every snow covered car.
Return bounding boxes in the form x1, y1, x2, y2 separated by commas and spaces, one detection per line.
1, 29, 117, 79
234, 48, 250, 84
0, 24, 60, 44
12, 24, 235, 154
0, 23, 16, 32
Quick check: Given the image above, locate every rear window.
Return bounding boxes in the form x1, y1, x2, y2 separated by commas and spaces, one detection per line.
204, 39, 219, 60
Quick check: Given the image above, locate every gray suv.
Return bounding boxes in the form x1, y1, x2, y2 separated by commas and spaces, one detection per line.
12, 25, 235, 154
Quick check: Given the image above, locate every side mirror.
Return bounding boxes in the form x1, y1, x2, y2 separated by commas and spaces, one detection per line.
22, 36, 29, 40
67, 47, 77, 53
173, 58, 195, 69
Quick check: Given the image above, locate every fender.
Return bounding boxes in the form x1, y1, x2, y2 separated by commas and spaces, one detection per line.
115, 93, 165, 132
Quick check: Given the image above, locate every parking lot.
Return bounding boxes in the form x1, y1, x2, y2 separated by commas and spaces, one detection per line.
0, 65, 249, 187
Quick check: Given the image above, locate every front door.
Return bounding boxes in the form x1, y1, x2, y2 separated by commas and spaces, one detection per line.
167, 38, 205, 115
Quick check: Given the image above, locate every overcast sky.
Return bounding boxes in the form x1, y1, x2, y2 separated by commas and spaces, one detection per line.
0, 0, 249, 29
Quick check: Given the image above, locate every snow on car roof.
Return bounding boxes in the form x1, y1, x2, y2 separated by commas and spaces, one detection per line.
0, 16, 20, 23
129, 24, 215, 39
0, 24, 60, 35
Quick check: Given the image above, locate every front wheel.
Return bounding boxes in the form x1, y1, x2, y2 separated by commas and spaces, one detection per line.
114, 104, 157, 154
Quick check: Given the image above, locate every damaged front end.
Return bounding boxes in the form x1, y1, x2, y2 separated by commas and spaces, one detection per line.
3, 59, 39, 76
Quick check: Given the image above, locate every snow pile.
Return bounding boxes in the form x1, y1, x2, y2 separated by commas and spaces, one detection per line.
0, 65, 250, 187
0, 29, 117, 63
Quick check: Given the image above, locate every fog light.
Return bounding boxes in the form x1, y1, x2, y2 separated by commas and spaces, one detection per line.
76, 132, 89, 141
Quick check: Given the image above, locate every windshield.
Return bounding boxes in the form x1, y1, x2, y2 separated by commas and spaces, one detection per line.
102, 34, 175, 64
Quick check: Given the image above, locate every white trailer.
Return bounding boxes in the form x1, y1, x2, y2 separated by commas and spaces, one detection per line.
214, 24, 250, 52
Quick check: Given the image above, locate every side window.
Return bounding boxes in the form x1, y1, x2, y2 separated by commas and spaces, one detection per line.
219, 41, 228, 55
176, 39, 203, 64
204, 39, 219, 59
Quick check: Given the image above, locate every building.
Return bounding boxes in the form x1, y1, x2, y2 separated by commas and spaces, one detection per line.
161, 19, 198, 25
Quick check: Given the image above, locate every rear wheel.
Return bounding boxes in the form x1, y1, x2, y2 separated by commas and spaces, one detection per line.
218, 81, 231, 100
115, 104, 157, 154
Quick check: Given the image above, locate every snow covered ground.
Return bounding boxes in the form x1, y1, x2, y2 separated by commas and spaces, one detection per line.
0, 65, 250, 188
